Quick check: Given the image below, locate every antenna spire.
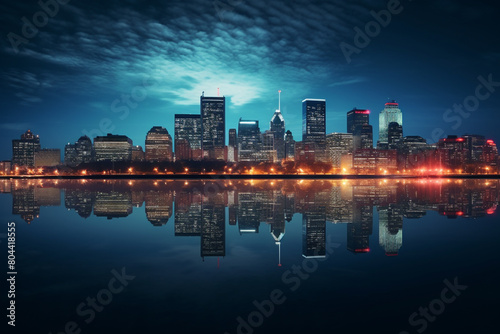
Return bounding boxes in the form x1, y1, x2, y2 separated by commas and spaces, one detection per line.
217, 88, 220, 97
278, 90, 282, 112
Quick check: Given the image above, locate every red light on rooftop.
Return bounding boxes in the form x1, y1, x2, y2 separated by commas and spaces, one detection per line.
456, 138, 464, 142
354, 248, 370, 253
385, 253, 398, 257
487, 140, 494, 145
355, 110, 370, 114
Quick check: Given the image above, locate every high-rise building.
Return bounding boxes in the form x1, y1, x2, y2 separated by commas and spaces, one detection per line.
302, 99, 326, 162
131, 145, 145, 161
238, 119, 261, 162
436, 135, 466, 169
201, 94, 225, 160
347, 109, 370, 134
387, 121, 403, 148
175, 114, 202, 161
94, 134, 133, 162
64, 135, 94, 166
12, 130, 41, 167
353, 124, 373, 150
145, 126, 173, 162
228, 128, 238, 162
284, 130, 295, 160
261, 130, 276, 163
270, 91, 286, 161
34, 149, 61, 167
379, 100, 403, 144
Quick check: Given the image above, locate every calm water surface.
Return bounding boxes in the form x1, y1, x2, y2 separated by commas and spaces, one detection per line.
1, 179, 499, 334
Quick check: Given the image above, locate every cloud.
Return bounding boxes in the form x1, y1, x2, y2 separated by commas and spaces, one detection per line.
0, 0, 383, 107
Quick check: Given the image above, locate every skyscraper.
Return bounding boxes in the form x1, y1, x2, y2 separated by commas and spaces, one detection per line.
145, 126, 173, 162
238, 119, 261, 162
347, 109, 370, 134
175, 114, 202, 161
302, 99, 326, 162
379, 100, 403, 145
270, 91, 285, 161
12, 130, 41, 167
284, 130, 295, 160
201, 94, 225, 160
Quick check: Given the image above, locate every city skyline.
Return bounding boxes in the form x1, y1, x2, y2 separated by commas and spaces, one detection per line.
1, 0, 500, 162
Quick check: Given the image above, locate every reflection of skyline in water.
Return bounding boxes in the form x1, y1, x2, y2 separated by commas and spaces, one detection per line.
1, 179, 498, 259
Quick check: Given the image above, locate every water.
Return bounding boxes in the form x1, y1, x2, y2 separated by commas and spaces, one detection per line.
1, 179, 499, 334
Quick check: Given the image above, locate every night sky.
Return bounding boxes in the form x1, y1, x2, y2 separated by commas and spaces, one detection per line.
1, 0, 499, 160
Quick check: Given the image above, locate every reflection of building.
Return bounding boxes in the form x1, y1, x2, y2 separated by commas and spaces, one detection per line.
65, 189, 94, 218
175, 114, 202, 161
301, 192, 326, 258
12, 186, 39, 224
347, 204, 373, 253
201, 94, 225, 160
201, 204, 225, 258
34, 149, 61, 167
175, 192, 202, 235
302, 99, 327, 162
94, 191, 133, 219
94, 134, 133, 162
64, 136, 94, 166
145, 126, 173, 162
237, 192, 261, 233
12, 130, 41, 167
378, 206, 403, 256
145, 191, 173, 226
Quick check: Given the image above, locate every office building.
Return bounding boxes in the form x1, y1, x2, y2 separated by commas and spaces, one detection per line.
201, 94, 225, 160
94, 134, 133, 162
379, 100, 403, 144
347, 109, 370, 134
284, 130, 295, 160
12, 130, 41, 167
175, 114, 202, 161
302, 99, 326, 162
64, 135, 94, 166
145, 126, 173, 162
238, 119, 261, 162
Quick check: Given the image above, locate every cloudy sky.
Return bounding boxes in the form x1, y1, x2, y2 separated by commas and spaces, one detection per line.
1, 0, 499, 159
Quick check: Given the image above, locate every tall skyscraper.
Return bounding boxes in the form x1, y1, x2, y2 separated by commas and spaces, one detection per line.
387, 121, 403, 148
94, 134, 133, 162
238, 119, 261, 162
379, 100, 403, 144
145, 126, 173, 162
270, 91, 285, 161
347, 108, 370, 134
201, 94, 225, 160
302, 99, 326, 162
175, 114, 202, 161
284, 130, 295, 160
12, 130, 41, 167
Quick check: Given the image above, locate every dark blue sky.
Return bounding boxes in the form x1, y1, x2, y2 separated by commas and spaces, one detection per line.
1, 0, 499, 160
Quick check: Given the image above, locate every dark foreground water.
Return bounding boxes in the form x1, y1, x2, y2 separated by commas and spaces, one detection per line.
1, 179, 499, 334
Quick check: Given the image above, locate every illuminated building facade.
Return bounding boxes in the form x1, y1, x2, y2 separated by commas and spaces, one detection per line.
326, 133, 353, 168
302, 99, 327, 162
201, 94, 225, 160
131, 145, 144, 162
175, 114, 202, 161
145, 126, 173, 162
347, 108, 370, 134
228, 128, 237, 162
284, 130, 295, 160
94, 134, 133, 162
238, 119, 261, 162
12, 130, 41, 167
379, 100, 403, 144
